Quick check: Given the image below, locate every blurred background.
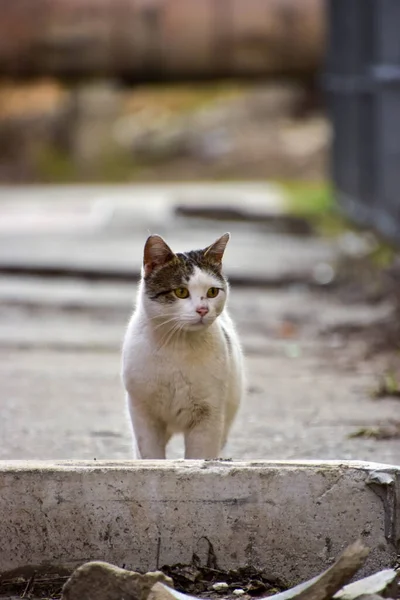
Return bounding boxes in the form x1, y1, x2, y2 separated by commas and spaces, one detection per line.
1, 0, 400, 463
0, 0, 325, 184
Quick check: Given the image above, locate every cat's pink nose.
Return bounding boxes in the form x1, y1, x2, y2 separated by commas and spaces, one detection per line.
196, 306, 209, 317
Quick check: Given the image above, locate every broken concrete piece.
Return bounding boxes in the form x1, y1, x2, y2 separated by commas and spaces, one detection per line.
334, 568, 398, 600
263, 540, 370, 600
61, 561, 173, 600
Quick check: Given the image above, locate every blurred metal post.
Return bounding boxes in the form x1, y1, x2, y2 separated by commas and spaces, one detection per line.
0, 0, 324, 81
324, 0, 400, 245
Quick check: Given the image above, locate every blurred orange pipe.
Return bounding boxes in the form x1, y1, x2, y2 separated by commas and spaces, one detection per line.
0, 0, 325, 81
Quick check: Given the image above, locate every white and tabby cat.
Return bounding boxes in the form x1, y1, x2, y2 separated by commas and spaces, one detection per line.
122, 232, 244, 459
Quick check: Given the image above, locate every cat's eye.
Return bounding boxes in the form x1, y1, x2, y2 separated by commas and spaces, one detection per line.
174, 287, 189, 299
207, 287, 219, 298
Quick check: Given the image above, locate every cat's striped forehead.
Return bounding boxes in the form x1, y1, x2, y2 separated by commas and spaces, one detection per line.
144, 249, 227, 303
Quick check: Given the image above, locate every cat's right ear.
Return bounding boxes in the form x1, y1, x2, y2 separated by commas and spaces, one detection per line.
143, 235, 176, 277
203, 232, 230, 266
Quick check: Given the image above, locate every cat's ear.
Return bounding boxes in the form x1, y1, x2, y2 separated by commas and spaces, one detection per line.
203, 232, 230, 266
143, 235, 176, 277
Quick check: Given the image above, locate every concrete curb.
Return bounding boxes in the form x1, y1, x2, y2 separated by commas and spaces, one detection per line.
1, 460, 399, 585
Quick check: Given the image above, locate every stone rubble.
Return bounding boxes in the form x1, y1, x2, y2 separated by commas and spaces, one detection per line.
58, 541, 399, 600
61, 562, 173, 600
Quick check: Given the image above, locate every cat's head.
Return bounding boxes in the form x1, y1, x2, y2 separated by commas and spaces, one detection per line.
140, 233, 230, 332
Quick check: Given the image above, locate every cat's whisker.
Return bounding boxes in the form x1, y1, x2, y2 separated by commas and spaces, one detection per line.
148, 313, 175, 322
155, 325, 173, 350
165, 321, 186, 349
167, 321, 183, 345
176, 324, 187, 348
152, 317, 180, 332
158, 328, 176, 351
156, 320, 182, 350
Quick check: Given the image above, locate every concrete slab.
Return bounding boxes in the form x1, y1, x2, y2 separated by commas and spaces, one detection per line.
0, 460, 398, 585
3, 339, 400, 465
0, 230, 336, 285
0, 183, 286, 235
1, 277, 399, 466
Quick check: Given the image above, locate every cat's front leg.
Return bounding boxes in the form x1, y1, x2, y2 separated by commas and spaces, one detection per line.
128, 398, 168, 459
184, 411, 224, 459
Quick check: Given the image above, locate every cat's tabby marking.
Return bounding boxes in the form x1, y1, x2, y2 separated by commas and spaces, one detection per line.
122, 233, 244, 459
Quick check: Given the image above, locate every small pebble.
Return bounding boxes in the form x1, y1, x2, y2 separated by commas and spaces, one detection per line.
233, 589, 245, 596
285, 342, 301, 359
212, 582, 229, 591
312, 262, 335, 285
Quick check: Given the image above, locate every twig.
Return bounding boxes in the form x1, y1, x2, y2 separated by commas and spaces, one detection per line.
21, 570, 36, 598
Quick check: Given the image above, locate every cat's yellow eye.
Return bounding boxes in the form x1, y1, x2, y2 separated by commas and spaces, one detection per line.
207, 287, 219, 298
174, 287, 189, 299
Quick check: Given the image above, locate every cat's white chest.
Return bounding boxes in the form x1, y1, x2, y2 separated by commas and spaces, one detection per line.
123, 325, 228, 431
157, 356, 217, 431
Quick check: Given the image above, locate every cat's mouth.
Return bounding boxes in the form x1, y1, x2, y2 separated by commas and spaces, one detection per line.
185, 316, 211, 331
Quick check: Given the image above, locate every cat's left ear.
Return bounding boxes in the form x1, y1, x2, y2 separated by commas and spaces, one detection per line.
203, 232, 230, 266
143, 234, 176, 277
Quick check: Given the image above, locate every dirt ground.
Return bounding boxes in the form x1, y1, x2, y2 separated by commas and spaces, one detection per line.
0, 184, 399, 465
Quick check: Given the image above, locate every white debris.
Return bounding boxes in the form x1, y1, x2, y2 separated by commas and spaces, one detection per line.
212, 582, 229, 591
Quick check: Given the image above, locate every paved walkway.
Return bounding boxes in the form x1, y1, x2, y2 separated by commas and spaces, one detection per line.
0, 184, 399, 464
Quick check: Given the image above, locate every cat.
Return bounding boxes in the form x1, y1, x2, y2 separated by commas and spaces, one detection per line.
121, 232, 244, 459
